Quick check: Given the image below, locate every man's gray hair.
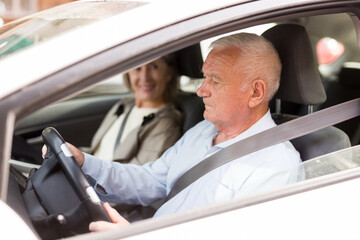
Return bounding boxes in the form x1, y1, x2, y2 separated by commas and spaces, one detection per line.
210, 32, 281, 101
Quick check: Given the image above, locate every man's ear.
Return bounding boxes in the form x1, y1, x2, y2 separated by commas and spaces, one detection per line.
248, 79, 266, 108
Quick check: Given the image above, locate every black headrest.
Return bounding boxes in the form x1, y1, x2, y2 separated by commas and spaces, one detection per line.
175, 44, 204, 78
262, 24, 326, 105
174, 91, 205, 133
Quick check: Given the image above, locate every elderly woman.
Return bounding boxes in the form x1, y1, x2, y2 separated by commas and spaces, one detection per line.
85, 54, 183, 165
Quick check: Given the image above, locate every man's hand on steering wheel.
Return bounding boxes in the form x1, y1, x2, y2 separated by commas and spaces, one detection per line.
42, 142, 130, 232
42, 142, 84, 166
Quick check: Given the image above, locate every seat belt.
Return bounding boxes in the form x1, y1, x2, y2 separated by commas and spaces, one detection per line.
114, 104, 135, 151
165, 98, 360, 202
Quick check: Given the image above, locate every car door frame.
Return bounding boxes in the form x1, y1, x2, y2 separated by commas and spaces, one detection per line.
1, 0, 360, 235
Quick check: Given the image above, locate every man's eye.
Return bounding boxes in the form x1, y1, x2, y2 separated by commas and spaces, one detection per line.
211, 79, 218, 85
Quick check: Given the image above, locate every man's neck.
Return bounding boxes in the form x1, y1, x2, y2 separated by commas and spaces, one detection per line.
212, 108, 268, 146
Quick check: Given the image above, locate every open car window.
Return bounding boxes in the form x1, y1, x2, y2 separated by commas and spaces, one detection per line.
77, 22, 277, 97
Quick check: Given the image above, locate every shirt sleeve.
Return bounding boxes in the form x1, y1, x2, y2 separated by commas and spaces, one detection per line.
82, 152, 170, 206
81, 120, 205, 207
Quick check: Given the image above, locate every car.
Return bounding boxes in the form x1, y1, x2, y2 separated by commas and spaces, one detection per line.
0, 0, 359, 239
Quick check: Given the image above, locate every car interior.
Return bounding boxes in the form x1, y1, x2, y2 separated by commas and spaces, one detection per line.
5, 10, 360, 240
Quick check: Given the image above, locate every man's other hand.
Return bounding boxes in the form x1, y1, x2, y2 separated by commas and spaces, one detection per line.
89, 202, 130, 232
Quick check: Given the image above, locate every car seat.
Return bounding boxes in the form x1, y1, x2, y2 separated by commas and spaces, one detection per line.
262, 24, 351, 161
174, 44, 205, 134
174, 91, 204, 134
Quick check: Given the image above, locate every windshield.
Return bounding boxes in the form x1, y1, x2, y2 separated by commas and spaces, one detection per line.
0, 0, 148, 59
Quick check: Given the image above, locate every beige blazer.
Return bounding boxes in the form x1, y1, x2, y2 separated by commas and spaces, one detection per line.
85, 98, 183, 165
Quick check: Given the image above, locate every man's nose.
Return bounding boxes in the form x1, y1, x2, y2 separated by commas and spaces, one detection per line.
197, 79, 210, 98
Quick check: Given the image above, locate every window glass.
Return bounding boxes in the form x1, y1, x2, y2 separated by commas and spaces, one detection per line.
226, 145, 360, 205
317, 37, 345, 79
317, 37, 345, 65
78, 23, 277, 96
303, 145, 360, 179
253, 145, 360, 196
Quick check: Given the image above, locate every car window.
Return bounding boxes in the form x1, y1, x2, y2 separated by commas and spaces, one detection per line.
200, 23, 276, 59
76, 68, 205, 98
317, 37, 345, 80
81, 22, 277, 97
303, 145, 360, 179
76, 74, 128, 98
219, 145, 359, 206
251, 145, 360, 197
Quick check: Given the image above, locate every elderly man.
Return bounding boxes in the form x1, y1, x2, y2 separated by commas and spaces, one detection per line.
62, 32, 301, 230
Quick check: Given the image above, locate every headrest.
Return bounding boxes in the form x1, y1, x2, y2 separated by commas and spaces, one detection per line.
175, 44, 204, 79
262, 24, 326, 105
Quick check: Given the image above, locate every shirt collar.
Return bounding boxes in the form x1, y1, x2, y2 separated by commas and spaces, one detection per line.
206, 109, 276, 149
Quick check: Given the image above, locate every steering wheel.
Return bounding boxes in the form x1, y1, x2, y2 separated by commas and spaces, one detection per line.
41, 127, 111, 224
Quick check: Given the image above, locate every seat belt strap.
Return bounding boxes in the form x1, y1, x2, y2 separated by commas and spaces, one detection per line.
114, 103, 135, 151
165, 98, 360, 202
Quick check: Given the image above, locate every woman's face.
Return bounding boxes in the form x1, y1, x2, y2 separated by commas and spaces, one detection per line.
128, 58, 173, 108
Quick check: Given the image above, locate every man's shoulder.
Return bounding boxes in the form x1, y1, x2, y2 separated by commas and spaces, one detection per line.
261, 140, 302, 167
227, 139, 301, 170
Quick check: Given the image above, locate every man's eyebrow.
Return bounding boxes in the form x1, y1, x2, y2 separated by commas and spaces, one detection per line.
202, 69, 219, 79
207, 73, 221, 80
202, 65, 222, 80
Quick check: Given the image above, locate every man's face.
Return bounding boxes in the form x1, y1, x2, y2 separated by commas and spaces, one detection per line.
197, 47, 252, 130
